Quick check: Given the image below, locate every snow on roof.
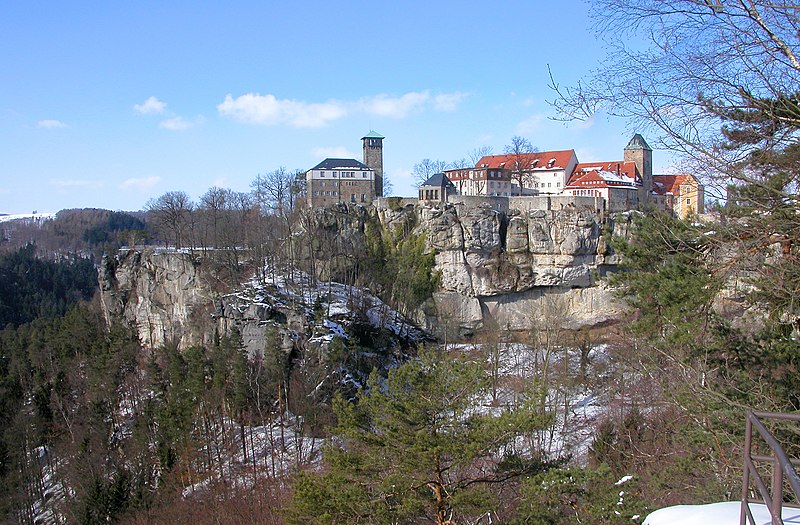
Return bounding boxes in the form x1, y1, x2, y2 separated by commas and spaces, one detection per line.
643, 501, 800, 524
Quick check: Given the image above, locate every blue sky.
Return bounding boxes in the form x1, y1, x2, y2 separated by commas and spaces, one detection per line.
0, 1, 675, 214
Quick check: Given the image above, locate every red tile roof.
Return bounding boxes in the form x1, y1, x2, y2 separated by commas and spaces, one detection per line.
652, 174, 695, 195
565, 167, 638, 189
476, 150, 576, 171
568, 161, 638, 185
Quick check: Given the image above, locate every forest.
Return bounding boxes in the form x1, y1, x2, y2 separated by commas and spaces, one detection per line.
2, 1, 800, 523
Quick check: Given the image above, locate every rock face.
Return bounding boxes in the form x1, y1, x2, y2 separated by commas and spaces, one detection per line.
411, 202, 625, 333
99, 202, 629, 349
99, 250, 219, 350
98, 249, 423, 356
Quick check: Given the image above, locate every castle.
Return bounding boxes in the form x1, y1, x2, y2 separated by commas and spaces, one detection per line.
306, 132, 704, 218
306, 131, 384, 208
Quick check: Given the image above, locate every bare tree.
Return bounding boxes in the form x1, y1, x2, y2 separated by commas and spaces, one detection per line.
412, 158, 448, 187
145, 191, 194, 249
504, 136, 536, 195
469, 145, 494, 166
549, 0, 800, 194
251, 168, 304, 280
381, 171, 394, 197
199, 186, 229, 249
449, 158, 470, 169
252, 167, 297, 218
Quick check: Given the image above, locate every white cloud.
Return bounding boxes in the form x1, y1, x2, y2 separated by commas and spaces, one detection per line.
357, 91, 431, 118
120, 176, 161, 191
159, 116, 204, 131
516, 114, 546, 135
218, 90, 467, 127
568, 114, 596, 130
134, 96, 167, 115
37, 119, 67, 129
217, 93, 347, 128
312, 146, 357, 159
434, 92, 468, 111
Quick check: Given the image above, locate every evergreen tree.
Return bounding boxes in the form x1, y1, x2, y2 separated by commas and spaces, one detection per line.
287, 347, 551, 525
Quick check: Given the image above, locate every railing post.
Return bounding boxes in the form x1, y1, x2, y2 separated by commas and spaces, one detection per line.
742, 414, 753, 525
772, 455, 783, 525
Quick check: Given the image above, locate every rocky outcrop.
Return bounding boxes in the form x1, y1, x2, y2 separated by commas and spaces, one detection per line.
419, 203, 616, 297
99, 249, 217, 350
99, 249, 423, 355
99, 202, 630, 349
408, 202, 626, 333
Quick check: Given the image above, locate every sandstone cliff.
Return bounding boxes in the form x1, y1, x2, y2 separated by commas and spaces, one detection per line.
99, 249, 217, 350
377, 200, 627, 332
99, 248, 424, 359
99, 201, 629, 350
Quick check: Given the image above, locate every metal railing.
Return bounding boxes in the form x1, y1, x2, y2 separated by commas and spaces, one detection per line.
741, 411, 800, 525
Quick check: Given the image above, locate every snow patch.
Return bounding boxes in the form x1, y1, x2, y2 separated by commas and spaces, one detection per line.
644, 502, 800, 524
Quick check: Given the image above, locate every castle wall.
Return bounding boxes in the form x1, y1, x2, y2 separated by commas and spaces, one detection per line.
374, 195, 603, 214
373, 197, 418, 209
448, 195, 509, 212
508, 195, 599, 213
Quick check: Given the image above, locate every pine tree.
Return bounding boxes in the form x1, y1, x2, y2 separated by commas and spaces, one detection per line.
287, 347, 551, 525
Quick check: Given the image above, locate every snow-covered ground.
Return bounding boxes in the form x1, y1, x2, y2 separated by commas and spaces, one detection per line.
644, 501, 800, 524
181, 414, 324, 498
0, 212, 55, 223
229, 266, 426, 344
452, 341, 607, 464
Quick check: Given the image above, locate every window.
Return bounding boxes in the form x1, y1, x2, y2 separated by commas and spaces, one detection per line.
686, 198, 691, 204
320, 171, 325, 177
361, 193, 366, 202
351, 193, 356, 202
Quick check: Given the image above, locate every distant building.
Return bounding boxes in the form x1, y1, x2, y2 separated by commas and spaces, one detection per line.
306, 158, 375, 207
307, 131, 384, 207
474, 150, 578, 195
564, 161, 640, 212
362, 131, 385, 197
418, 173, 456, 204
652, 174, 705, 218
624, 134, 653, 205
443, 166, 513, 196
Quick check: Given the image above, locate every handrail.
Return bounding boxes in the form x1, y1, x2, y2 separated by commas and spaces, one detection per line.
741, 411, 800, 525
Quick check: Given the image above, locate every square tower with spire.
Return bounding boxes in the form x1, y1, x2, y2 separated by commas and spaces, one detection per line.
362, 131, 384, 197
624, 133, 653, 206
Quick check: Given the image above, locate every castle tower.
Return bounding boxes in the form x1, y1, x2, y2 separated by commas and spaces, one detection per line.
624, 134, 653, 206
362, 131, 384, 197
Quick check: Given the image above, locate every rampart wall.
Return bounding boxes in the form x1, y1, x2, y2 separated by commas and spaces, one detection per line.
375, 194, 603, 214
